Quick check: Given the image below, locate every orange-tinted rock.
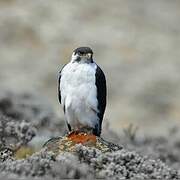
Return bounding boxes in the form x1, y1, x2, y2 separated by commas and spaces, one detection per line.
44, 131, 122, 154
67, 132, 97, 145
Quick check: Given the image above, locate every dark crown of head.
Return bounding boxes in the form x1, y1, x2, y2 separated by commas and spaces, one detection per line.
74, 47, 93, 55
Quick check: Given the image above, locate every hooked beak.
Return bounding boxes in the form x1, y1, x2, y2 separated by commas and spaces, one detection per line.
82, 53, 92, 59
77, 53, 92, 60
72, 52, 93, 63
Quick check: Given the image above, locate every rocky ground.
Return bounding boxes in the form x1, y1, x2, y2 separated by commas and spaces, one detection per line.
0, 0, 180, 136
0, 90, 180, 179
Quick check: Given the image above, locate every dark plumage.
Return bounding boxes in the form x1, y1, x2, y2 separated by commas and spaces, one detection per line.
74, 47, 93, 55
94, 65, 106, 136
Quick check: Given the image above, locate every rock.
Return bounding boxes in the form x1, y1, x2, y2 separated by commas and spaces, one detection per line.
0, 140, 179, 180
0, 114, 36, 151
41, 132, 179, 179
0, 91, 64, 132
0, 90, 66, 150
0, 147, 14, 162
74, 145, 179, 179
43, 131, 122, 154
0, 149, 93, 179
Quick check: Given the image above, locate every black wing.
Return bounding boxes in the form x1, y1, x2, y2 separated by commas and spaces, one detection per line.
94, 65, 107, 136
58, 71, 61, 104
58, 65, 66, 105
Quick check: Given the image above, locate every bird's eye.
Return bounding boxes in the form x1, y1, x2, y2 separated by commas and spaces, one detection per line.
78, 52, 83, 56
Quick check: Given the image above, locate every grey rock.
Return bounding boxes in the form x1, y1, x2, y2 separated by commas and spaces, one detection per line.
0, 114, 36, 150
0, 91, 64, 133
0, 145, 179, 179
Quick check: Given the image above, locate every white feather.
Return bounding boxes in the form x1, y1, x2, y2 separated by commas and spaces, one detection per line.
60, 61, 98, 130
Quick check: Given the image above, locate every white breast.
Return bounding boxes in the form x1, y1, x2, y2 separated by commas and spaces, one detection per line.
60, 62, 98, 129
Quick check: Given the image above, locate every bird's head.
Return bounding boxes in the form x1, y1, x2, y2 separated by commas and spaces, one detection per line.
71, 47, 93, 63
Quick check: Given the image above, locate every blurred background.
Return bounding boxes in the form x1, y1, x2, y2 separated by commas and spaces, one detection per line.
0, 0, 180, 137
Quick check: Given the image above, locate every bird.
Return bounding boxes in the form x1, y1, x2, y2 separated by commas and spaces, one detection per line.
58, 47, 106, 136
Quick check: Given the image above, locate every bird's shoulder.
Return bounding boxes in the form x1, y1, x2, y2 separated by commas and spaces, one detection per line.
58, 63, 69, 75
95, 63, 106, 80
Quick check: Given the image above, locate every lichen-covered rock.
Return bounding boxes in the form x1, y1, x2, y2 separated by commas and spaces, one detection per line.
0, 114, 36, 151
119, 128, 180, 171
0, 90, 65, 134
0, 149, 93, 179
0, 144, 179, 180
75, 145, 179, 179
0, 147, 14, 162
41, 133, 179, 179
43, 132, 122, 154
0, 90, 66, 152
